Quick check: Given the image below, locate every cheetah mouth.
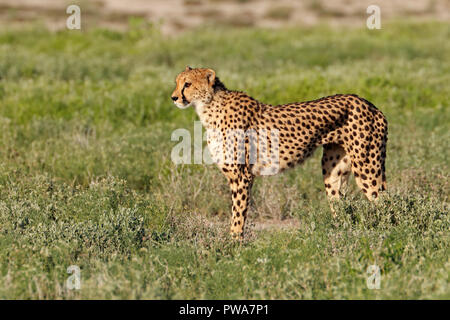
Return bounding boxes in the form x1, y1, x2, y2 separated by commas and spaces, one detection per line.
174, 101, 191, 109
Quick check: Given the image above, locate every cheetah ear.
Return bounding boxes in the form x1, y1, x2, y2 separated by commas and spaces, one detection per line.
205, 68, 215, 86
185, 66, 192, 72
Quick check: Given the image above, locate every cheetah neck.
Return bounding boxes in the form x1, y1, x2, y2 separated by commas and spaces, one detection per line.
193, 101, 210, 127
194, 90, 229, 129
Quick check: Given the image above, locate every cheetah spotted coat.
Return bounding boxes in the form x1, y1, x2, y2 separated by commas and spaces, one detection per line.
171, 67, 388, 239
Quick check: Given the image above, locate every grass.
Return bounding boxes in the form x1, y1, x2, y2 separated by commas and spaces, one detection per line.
0, 20, 449, 299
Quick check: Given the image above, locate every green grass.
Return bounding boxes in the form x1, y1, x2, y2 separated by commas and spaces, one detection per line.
0, 20, 449, 299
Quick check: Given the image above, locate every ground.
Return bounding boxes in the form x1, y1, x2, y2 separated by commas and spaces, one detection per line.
1, 0, 449, 33
0, 15, 448, 298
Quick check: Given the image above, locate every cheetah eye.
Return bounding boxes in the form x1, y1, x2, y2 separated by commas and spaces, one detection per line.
184, 82, 191, 88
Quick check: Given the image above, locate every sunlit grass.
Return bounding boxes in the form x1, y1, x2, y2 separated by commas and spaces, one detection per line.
0, 21, 448, 299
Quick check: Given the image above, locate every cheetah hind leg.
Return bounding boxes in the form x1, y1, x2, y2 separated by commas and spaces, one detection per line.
322, 144, 352, 217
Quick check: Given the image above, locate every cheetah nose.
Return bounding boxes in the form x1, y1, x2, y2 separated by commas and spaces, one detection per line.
171, 96, 178, 102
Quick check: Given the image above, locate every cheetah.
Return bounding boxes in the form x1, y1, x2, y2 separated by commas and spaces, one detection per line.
171, 67, 388, 239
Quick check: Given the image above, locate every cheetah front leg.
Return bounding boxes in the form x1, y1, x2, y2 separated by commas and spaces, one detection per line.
225, 166, 254, 240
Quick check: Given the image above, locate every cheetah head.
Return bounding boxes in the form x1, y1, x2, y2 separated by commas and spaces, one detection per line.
171, 66, 216, 109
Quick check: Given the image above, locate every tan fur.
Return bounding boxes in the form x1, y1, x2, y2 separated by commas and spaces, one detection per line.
172, 67, 388, 239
